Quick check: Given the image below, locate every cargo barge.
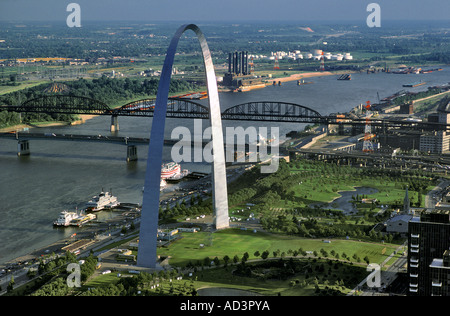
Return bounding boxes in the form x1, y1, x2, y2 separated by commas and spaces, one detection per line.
403, 81, 426, 88
338, 74, 351, 81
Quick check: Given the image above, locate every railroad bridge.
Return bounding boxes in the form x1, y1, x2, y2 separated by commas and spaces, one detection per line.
3, 94, 450, 159
6, 95, 450, 131
2, 95, 327, 132
1, 95, 328, 160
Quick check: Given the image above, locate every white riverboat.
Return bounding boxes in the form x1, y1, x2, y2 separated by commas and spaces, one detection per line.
85, 190, 119, 212
161, 162, 181, 179
165, 169, 190, 182
53, 210, 80, 227
69, 213, 96, 227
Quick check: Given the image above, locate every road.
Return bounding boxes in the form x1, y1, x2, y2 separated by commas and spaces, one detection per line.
425, 179, 450, 209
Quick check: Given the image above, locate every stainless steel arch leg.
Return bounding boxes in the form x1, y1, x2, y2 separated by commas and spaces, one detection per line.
137, 24, 229, 269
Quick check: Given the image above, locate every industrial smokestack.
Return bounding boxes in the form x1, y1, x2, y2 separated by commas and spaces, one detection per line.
237, 52, 241, 74
244, 51, 248, 75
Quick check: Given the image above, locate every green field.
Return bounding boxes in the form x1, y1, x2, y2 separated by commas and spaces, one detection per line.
0, 80, 51, 96
84, 228, 396, 296
157, 228, 398, 268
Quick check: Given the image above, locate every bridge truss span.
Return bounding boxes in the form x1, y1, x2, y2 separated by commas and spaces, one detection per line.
5, 95, 328, 123
112, 97, 209, 118
17, 95, 111, 115
221, 101, 325, 123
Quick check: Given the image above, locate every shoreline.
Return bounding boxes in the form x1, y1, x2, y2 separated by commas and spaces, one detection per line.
0, 114, 99, 133
265, 71, 336, 84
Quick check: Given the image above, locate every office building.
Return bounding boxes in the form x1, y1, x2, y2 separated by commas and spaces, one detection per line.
408, 210, 450, 296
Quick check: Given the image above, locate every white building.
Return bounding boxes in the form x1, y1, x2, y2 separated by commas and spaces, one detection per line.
419, 131, 450, 154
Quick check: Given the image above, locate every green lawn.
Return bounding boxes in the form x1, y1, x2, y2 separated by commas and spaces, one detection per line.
157, 228, 397, 268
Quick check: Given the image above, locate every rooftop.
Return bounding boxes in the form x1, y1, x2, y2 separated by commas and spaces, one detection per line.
416, 209, 450, 224
430, 258, 447, 268
389, 214, 413, 222
437, 97, 450, 113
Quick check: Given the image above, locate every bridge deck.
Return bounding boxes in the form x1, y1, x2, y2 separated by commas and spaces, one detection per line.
0, 132, 261, 149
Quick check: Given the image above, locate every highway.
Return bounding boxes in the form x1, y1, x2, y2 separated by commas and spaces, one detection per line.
0, 131, 149, 145
425, 179, 450, 209
296, 147, 450, 171
0, 131, 252, 149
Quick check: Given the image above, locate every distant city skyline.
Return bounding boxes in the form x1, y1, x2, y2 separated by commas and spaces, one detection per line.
0, 0, 449, 23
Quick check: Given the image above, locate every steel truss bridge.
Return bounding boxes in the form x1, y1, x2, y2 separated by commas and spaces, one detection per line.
2, 94, 450, 130
2, 95, 324, 123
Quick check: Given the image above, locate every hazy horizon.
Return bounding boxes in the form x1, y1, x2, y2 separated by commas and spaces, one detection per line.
0, 0, 449, 23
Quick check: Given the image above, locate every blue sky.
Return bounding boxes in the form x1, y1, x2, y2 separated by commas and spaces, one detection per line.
0, 0, 449, 22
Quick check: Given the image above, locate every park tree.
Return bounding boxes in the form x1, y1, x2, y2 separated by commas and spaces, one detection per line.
223, 255, 230, 267
7, 275, 14, 292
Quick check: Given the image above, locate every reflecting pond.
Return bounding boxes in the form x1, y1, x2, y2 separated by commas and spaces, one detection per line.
311, 187, 379, 215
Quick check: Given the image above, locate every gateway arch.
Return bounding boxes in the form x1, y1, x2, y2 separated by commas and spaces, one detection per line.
137, 24, 229, 268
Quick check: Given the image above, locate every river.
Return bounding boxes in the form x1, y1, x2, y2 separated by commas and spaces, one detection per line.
0, 67, 448, 265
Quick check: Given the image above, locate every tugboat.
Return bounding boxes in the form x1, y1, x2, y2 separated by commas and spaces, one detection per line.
297, 79, 313, 85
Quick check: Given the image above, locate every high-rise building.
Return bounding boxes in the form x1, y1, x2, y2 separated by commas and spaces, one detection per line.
429, 250, 450, 296
407, 210, 450, 296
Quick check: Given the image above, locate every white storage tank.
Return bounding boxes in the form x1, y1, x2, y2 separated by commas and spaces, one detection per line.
344, 53, 353, 60
312, 49, 323, 56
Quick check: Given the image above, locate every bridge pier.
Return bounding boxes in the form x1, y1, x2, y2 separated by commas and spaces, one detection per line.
111, 115, 119, 132
17, 140, 30, 156
126, 145, 138, 162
